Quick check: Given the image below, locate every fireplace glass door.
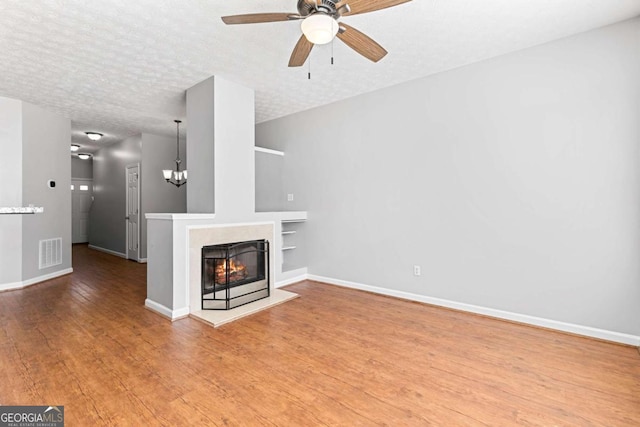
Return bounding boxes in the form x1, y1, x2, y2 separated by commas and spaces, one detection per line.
201, 240, 269, 310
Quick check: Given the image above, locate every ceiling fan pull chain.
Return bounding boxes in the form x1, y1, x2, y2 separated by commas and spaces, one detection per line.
331, 36, 334, 65
308, 57, 311, 80
331, 19, 335, 65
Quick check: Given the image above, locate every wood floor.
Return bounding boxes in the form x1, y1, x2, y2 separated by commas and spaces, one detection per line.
1, 245, 639, 426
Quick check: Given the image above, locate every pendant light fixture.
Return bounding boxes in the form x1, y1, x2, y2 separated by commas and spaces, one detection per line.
163, 119, 187, 188
85, 132, 103, 141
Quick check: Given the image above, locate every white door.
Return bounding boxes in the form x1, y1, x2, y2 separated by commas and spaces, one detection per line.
72, 179, 93, 243
126, 164, 140, 261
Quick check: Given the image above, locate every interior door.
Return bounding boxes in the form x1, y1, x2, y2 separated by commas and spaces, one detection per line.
71, 179, 93, 243
126, 164, 140, 261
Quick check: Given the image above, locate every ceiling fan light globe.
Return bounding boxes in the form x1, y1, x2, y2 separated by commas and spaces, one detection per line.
301, 14, 338, 45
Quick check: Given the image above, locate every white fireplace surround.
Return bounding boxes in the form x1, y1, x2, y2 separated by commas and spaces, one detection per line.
145, 212, 307, 320
188, 222, 274, 312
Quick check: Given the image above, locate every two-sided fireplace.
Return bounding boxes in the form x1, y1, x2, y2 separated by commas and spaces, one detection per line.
201, 239, 270, 310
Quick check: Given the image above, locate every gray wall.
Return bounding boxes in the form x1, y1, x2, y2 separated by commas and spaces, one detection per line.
256, 18, 640, 336
0, 97, 71, 285
186, 77, 215, 213
186, 75, 255, 218
212, 77, 255, 219
141, 132, 187, 259
89, 135, 141, 255
0, 97, 23, 284
21, 102, 72, 281
89, 132, 186, 259
146, 219, 174, 309
71, 156, 93, 179
255, 151, 285, 212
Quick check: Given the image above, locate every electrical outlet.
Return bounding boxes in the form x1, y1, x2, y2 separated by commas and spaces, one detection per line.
413, 265, 421, 276
287, 193, 294, 202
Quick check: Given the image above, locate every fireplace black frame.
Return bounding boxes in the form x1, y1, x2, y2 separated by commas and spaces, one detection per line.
201, 239, 270, 310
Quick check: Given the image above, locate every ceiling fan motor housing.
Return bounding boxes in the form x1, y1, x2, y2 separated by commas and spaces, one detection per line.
297, 0, 339, 17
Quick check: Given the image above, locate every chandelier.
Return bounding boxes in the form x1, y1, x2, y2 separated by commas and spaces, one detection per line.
163, 120, 187, 188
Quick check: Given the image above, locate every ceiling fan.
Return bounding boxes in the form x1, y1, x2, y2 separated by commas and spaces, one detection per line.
221, 0, 412, 67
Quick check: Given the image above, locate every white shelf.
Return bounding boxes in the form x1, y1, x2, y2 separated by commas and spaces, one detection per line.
282, 246, 297, 251
281, 230, 296, 235
254, 146, 285, 156
0, 206, 44, 214
282, 219, 306, 223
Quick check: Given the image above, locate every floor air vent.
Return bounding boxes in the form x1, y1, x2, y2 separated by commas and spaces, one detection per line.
39, 238, 62, 269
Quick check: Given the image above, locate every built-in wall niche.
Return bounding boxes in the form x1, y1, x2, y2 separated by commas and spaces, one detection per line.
281, 219, 306, 273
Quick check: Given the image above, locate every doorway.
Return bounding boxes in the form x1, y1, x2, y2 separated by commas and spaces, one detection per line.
71, 178, 93, 243
125, 164, 140, 262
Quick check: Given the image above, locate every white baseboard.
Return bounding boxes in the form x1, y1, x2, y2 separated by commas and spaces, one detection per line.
0, 268, 73, 292
0, 280, 22, 292
307, 274, 640, 347
145, 299, 189, 321
276, 268, 308, 288
138, 258, 148, 264
88, 245, 126, 259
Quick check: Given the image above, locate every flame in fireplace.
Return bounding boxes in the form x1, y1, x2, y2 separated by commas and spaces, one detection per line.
215, 259, 248, 284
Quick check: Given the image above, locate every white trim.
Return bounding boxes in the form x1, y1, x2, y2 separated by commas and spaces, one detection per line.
0, 280, 22, 292
276, 273, 308, 288
307, 274, 640, 347
254, 146, 285, 156
138, 258, 147, 264
145, 213, 217, 221
70, 177, 93, 182
88, 244, 126, 258
23, 268, 73, 287
185, 220, 276, 231
145, 299, 189, 321
0, 268, 73, 292
254, 211, 308, 222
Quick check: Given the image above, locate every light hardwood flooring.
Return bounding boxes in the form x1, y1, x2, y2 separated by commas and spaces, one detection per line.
0, 244, 639, 426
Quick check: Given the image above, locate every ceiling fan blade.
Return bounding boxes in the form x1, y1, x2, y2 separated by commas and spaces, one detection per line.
221, 13, 297, 25
336, 0, 411, 16
336, 23, 387, 62
289, 35, 314, 67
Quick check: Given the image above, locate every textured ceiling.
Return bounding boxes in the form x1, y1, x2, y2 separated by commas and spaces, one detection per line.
0, 0, 639, 152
